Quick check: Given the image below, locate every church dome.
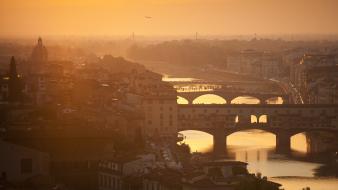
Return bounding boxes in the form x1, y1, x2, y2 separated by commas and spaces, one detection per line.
30, 37, 48, 64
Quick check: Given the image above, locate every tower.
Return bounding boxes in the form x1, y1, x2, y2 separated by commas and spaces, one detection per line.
8, 56, 22, 102
9, 56, 18, 79
38, 36, 43, 46
30, 37, 48, 64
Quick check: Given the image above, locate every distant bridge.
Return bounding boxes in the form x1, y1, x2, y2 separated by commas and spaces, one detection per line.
169, 80, 289, 104
169, 80, 282, 92
177, 104, 338, 155
177, 89, 289, 104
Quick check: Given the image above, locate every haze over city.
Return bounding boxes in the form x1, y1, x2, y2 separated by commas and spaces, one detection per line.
1, 1, 338, 190
1, 0, 338, 37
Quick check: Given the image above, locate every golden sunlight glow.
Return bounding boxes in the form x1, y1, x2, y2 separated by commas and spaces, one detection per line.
291, 133, 307, 153
1, 0, 338, 36
231, 96, 260, 104
180, 130, 213, 153
228, 130, 276, 148
177, 96, 189, 104
192, 94, 226, 104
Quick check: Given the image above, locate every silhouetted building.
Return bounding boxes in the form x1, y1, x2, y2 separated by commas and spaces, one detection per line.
182, 161, 280, 190
291, 54, 338, 103
0, 140, 50, 183
30, 37, 48, 64
226, 50, 282, 79
8, 56, 23, 102
28, 37, 49, 74
0, 57, 23, 103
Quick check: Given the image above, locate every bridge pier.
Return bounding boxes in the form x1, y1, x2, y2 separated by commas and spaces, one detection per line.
306, 132, 338, 154
283, 95, 291, 104
213, 131, 227, 157
275, 132, 292, 154
259, 98, 266, 104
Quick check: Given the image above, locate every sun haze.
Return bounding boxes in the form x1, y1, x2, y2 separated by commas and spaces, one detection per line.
1, 0, 338, 36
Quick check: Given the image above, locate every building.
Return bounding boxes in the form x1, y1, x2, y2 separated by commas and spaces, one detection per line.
0, 140, 50, 183
142, 169, 182, 190
226, 50, 282, 79
182, 161, 280, 190
52, 159, 123, 190
126, 70, 178, 138
30, 37, 48, 65
290, 54, 338, 103
52, 153, 157, 190
0, 57, 23, 103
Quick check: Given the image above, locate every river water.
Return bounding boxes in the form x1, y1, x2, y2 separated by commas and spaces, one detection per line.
165, 77, 338, 190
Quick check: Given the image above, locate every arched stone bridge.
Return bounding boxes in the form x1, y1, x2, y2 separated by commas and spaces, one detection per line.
177, 104, 338, 155
177, 90, 289, 104
169, 80, 280, 91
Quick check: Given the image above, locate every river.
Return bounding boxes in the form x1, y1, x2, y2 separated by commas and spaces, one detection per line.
164, 77, 338, 190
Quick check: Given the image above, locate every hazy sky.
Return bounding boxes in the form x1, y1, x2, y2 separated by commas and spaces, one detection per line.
1, 0, 338, 36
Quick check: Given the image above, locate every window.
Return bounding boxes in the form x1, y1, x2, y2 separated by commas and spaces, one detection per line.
21, 158, 32, 174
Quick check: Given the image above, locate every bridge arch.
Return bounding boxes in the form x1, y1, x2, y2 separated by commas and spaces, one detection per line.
178, 130, 214, 153
290, 132, 308, 153
265, 96, 284, 104
230, 96, 261, 104
258, 115, 268, 123
251, 115, 258, 123
192, 94, 227, 104
227, 129, 276, 147
177, 96, 189, 104
290, 130, 337, 154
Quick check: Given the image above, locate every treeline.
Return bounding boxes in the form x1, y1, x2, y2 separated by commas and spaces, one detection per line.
127, 39, 338, 66
127, 40, 227, 67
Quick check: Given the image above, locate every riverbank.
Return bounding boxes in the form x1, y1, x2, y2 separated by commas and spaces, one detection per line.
270, 176, 338, 190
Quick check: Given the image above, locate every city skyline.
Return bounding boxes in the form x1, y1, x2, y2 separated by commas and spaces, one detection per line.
1, 1, 338, 190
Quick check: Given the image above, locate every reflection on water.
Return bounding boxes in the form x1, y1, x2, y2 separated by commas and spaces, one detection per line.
177, 92, 337, 189
180, 129, 338, 189
180, 129, 321, 178
162, 76, 199, 82
227, 147, 321, 177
